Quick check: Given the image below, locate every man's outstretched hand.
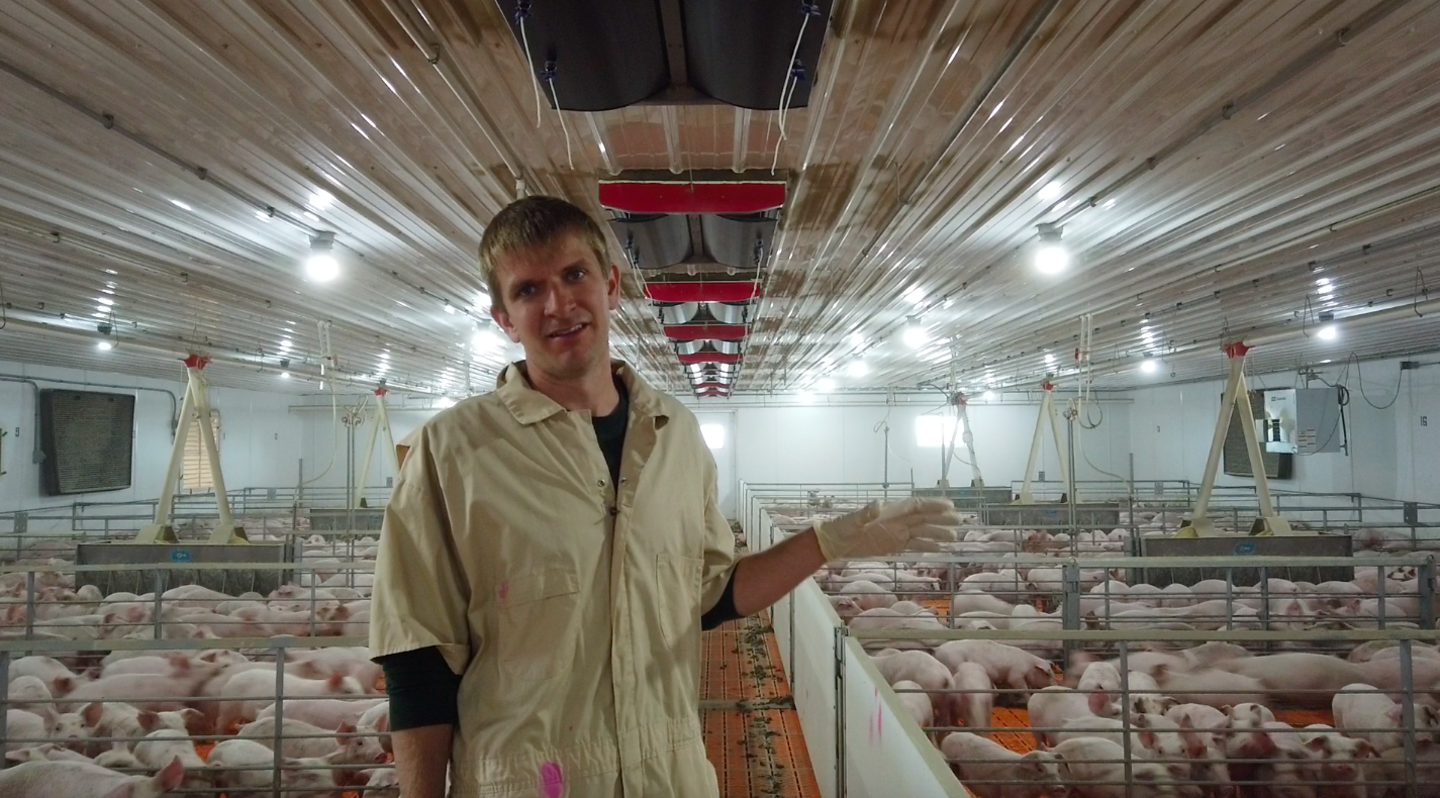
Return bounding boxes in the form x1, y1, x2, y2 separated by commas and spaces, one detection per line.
812, 498, 962, 561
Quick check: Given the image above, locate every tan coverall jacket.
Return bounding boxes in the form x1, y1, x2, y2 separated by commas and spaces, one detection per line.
370, 361, 737, 797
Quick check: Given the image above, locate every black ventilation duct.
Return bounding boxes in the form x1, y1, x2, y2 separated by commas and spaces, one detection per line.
611, 214, 692, 270
498, 0, 669, 111
700, 213, 775, 270
682, 0, 832, 110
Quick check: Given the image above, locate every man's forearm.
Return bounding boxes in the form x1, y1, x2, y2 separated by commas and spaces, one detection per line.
394, 724, 454, 798
730, 528, 828, 616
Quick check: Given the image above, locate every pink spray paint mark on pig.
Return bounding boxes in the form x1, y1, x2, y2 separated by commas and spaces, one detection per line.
539, 761, 563, 798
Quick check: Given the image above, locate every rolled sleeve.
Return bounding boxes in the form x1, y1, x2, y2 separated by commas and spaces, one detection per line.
369, 427, 473, 675
699, 447, 738, 614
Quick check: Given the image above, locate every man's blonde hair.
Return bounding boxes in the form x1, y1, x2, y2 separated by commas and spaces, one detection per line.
478, 196, 611, 311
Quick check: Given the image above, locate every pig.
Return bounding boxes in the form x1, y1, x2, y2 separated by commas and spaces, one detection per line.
1297, 724, 1376, 796
4, 710, 49, 754
870, 650, 956, 724
207, 738, 340, 797
1333, 683, 1440, 752
0, 756, 184, 798
93, 748, 144, 770
1152, 666, 1268, 709
934, 640, 1055, 692
952, 662, 996, 738
282, 647, 384, 692
1049, 736, 1180, 798
1215, 653, 1365, 706
357, 700, 391, 752
1222, 703, 1278, 761
1075, 661, 1172, 715
9, 655, 85, 696
7, 675, 54, 714
133, 730, 210, 793
61, 674, 196, 714
239, 717, 388, 765
838, 580, 898, 610
360, 767, 401, 797
1253, 722, 1314, 798
891, 680, 934, 729
1027, 686, 1119, 747
217, 669, 365, 732
940, 731, 1068, 798
829, 595, 863, 618
1164, 703, 1227, 730
950, 591, 1018, 617
254, 697, 387, 731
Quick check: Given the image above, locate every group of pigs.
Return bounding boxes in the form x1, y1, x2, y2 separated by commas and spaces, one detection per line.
0, 537, 395, 798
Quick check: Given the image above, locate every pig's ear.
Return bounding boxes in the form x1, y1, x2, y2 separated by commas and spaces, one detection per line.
1087, 690, 1112, 716
81, 701, 105, 727
138, 710, 161, 732
1386, 703, 1405, 723
327, 672, 345, 689
156, 756, 185, 790
1138, 729, 1157, 750
1357, 740, 1379, 758
167, 652, 191, 673
53, 675, 75, 695
1181, 730, 1207, 758
375, 713, 389, 734
1304, 736, 1329, 752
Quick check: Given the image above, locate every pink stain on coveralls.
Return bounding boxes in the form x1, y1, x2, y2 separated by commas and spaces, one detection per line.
539, 761, 563, 797
498, 581, 510, 601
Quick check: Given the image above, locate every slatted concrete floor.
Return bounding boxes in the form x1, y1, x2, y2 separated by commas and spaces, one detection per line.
701, 610, 823, 798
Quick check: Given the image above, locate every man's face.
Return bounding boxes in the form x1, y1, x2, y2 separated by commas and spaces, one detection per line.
489, 232, 621, 384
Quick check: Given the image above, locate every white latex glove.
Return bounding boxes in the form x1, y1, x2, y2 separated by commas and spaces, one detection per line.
813, 497, 962, 561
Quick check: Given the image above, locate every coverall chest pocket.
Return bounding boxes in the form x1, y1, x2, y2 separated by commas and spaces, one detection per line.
655, 553, 704, 649
497, 569, 580, 682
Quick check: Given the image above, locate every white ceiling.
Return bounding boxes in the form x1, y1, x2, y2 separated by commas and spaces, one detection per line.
2, 0, 1440, 398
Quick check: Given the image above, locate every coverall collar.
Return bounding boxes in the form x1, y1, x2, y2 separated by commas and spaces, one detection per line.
496, 360, 669, 425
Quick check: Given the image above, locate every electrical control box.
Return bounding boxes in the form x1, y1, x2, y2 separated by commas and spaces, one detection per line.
1262, 388, 1343, 455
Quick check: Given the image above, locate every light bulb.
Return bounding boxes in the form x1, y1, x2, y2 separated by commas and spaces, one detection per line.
305, 253, 339, 282
306, 232, 340, 282
847, 360, 870, 378
279, 371, 290, 379
1141, 358, 1159, 374
902, 317, 928, 349
1317, 324, 1339, 341
1034, 243, 1069, 274
96, 340, 113, 351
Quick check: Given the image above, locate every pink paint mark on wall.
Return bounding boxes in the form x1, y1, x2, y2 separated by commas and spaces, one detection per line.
539, 761, 563, 798
498, 581, 510, 602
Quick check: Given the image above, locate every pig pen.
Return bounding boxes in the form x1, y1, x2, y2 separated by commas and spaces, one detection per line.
742, 484, 1440, 798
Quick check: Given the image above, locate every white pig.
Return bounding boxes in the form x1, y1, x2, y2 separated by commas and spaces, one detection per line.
133, 730, 209, 793
934, 640, 1054, 691
217, 669, 364, 732
0, 757, 184, 798
838, 580, 897, 610
1027, 686, 1119, 747
1049, 736, 1180, 798
940, 731, 1068, 798
952, 662, 996, 738
1333, 683, 1440, 752
891, 680, 934, 729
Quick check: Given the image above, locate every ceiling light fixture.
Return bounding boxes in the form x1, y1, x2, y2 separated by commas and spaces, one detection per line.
1038, 180, 1063, 201
1140, 357, 1159, 374
1317, 324, 1339, 341
902, 316, 928, 349
306, 232, 340, 282
279, 371, 291, 379
96, 340, 113, 351
1034, 223, 1068, 275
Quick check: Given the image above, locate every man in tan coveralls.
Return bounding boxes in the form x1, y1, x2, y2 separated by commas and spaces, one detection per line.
370, 196, 961, 798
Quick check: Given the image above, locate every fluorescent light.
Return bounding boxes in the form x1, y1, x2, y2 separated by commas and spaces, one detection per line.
279, 371, 290, 379
1140, 358, 1159, 374
1038, 180, 1063, 201
902, 286, 927, 305
170, 199, 192, 211
1044, 352, 1056, 366
308, 190, 334, 211
847, 360, 870, 378
96, 297, 114, 306
96, 340, 113, 351
1317, 324, 1339, 341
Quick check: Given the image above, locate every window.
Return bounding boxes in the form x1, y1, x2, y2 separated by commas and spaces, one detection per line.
181, 409, 221, 493
700, 423, 726, 450
915, 414, 961, 448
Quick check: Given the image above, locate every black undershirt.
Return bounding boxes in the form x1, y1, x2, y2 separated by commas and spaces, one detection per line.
377, 379, 741, 731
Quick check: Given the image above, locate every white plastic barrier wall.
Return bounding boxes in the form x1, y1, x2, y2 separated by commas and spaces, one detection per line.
752, 509, 966, 798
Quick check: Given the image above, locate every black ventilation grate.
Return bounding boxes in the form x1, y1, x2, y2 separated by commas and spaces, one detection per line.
38, 389, 135, 495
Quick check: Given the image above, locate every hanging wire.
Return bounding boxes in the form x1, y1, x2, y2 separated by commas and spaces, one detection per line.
1348, 352, 1404, 410
542, 60, 574, 170
514, 1, 543, 127
302, 320, 340, 487
769, 2, 819, 172
0, 275, 7, 330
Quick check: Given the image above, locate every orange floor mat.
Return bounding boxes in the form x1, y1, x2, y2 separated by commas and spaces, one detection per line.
701, 610, 823, 798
